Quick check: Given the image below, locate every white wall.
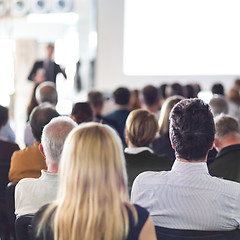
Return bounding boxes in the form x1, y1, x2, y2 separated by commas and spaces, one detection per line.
96, 0, 239, 92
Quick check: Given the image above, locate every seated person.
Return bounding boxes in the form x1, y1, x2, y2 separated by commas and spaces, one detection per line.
32, 123, 156, 240
70, 102, 93, 124
132, 98, 240, 230
208, 114, 240, 183
15, 116, 77, 217
124, 109, 172, 191
104, 87, 131, 145
9, 103, 59, 183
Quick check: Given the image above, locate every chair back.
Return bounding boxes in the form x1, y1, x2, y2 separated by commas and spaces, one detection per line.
155, 226, 240, 240
15, 215, 33, 240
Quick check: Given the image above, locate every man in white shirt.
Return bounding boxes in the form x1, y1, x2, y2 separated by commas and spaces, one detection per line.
131, 98, 240, 230
15, 116, 77, 217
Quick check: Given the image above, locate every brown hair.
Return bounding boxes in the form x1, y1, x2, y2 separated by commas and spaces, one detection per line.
126, 109, 158, 147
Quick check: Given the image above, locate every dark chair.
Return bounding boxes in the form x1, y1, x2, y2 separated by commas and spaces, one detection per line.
155, 226, 240, 240
15, 215, 33, 240
0, 162, 12, 240
6, 182, 17, 240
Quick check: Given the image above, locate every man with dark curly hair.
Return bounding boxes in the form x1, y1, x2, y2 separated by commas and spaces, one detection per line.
132, 98, 240, 231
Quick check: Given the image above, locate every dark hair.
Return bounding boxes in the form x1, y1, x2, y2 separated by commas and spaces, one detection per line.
211, 83, 224, 95
71, 102, 93, 124
159, 84, 167, 99
30, 103, 60, 142
88, 91, 104, 108
113, 87, 130, 105
142, 85, 159, 106
185, 84, 195, 98
169, 98, 215, 161
0, 105, 8, 128
169, 83, 184, 97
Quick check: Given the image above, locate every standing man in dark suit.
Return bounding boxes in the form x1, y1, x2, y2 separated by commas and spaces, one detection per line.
208, 114, 240, 183
28, 44, 67, 83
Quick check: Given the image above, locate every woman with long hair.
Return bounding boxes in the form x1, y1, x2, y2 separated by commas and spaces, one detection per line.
32, 122, 156, 240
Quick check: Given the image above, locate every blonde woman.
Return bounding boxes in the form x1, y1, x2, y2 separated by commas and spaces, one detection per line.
32, 122, 156, 240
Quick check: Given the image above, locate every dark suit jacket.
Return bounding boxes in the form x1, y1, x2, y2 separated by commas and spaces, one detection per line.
28, 60, 66, 83
124, 149, 172, 193
208, 144, 240, 183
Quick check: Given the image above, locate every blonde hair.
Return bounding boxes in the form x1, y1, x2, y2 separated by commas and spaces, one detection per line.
37, 122, 136, 240
159, 96, 184, 136
126, 109, 158, 147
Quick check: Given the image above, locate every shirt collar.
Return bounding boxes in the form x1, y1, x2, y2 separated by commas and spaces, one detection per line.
124, 147, 154, 154
40, 170, 59, 181
171, 159, 209, 175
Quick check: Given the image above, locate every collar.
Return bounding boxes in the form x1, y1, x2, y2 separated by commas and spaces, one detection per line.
217, 144, 240, 158
40, 170, 59, 181
171, 159, 209, 175
124, 147, 154, 154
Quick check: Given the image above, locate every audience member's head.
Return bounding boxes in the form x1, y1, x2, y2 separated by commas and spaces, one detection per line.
129, 89, 141, 111
159, 95, 184, 136
35, 81, 58, 105
46, 43, 54, 59
234, 79, 240, 90
185, 84, 195, 98
227, 87, 240, 105
209, 95, 228, 116
30, 103, 60, 143
125, 109, 158, 147
142, 85, 159, 107
211, 83, 225, 95
41, 116, 77, 168
113, 87, 130, 106
170, 98, 215, 161
214, 114, 240, 140
71, 102, 93, 124
0, 105, 8, 129
88, 91, 104, 115
159, 84, 168, 99
167, 83, 184, 97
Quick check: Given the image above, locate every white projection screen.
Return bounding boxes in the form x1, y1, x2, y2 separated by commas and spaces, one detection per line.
124, 0, 240, 76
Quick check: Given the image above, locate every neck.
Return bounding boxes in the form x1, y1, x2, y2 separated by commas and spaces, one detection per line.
215, 134, 240, 151
116, 104, 129, 110
47, 161, 59, 173
144, 104, 159, 114
177, 157, 207, 163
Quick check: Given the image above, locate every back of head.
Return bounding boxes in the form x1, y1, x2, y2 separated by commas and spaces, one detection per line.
227, 87, 240, 105
159, 95, 184, 136
35, 81, 58, 105
41, 116, 77, 165
0, 105, 8, 128
126, 109, 158, 147
209, 95, 229, 116
214, 114, 240, 140
113, 87, 130, 105
142, 85, 159, 107
168, 83, 184, 97
71, 102, 93, 124
211, 83, 225, 95
170, 98, 215, 161
88, 91, 104, 108
30, 103, 60, 142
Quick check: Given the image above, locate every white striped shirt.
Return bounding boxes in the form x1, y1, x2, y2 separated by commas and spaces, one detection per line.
131, 160, 240, 230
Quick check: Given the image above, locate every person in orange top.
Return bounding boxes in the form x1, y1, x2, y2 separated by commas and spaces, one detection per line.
9, 103, 59, 183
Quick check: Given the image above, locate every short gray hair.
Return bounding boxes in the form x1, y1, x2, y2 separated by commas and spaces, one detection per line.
35, 81, 58, 105
209, 95, 228, 117
214, 114, 240, 140
41, 116, 77, 165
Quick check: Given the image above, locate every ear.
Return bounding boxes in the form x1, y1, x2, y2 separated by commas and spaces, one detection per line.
169, 135, 175, 150
39, 143, 46, 158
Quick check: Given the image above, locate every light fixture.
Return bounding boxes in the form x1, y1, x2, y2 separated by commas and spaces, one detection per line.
51, 0, 73, 13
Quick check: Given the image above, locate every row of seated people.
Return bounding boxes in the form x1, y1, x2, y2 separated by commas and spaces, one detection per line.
1, 81, 240, 239
13, 98, 240, 240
